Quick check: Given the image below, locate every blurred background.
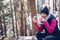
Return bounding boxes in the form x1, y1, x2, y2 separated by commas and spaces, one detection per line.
0, 0, 60, 40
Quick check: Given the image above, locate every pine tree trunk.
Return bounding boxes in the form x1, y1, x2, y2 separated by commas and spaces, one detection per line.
20, 1, 24, 36
28, 0, 37, 35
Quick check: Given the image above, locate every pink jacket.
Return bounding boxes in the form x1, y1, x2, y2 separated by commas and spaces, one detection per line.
34, 19, 57, 34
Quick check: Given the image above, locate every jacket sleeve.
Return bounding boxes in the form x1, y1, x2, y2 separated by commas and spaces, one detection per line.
43, 19, 57, 34
34, 23, 43, 32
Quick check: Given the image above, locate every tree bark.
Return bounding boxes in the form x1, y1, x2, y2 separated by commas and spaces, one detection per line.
20, 2, 24, 36
28, 0, 37, 35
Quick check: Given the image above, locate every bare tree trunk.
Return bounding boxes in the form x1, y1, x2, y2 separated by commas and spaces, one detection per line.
56, 0, 60, 29
0, 13, 2, 36
28, 0, 37, 35
20, 1, 24, 36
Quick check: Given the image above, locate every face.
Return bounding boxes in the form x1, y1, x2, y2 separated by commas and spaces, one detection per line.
41, 13, 47, 18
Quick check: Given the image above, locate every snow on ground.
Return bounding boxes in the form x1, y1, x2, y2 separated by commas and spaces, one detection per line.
18, 36, 37, 40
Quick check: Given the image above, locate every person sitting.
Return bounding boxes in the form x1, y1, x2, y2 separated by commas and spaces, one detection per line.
32, 7, 60, 40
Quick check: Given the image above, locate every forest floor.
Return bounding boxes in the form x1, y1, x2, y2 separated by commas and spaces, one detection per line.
18, 36, 37, 40
0, 36, 37, 40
